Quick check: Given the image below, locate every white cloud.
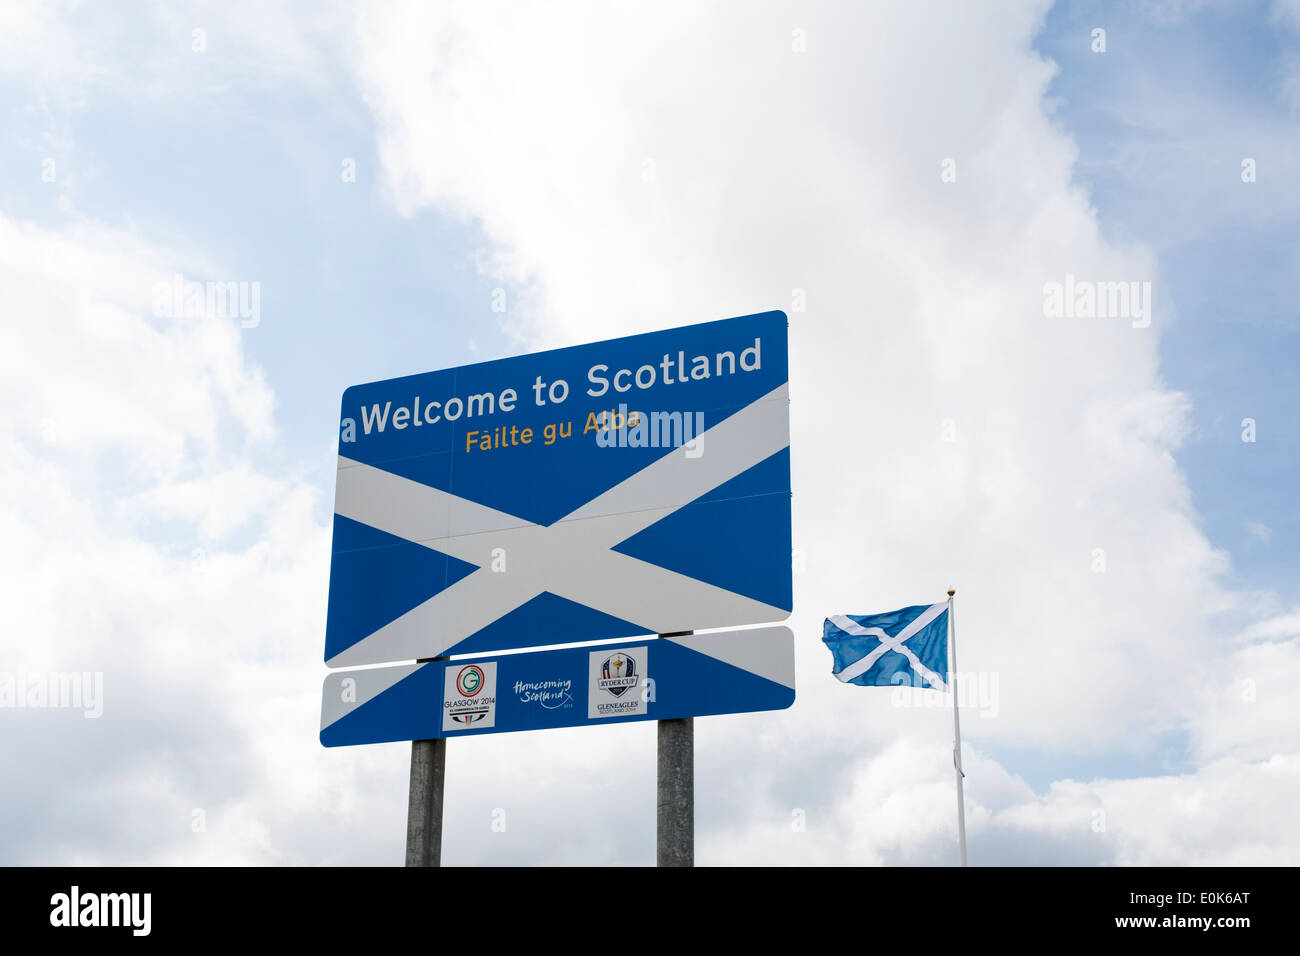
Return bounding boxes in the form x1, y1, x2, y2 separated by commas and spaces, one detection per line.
0, 216, 274, 476
1273, 0, 1300, 31
349, 0, 1298, 863
1077, 755, 1300, 865
701, 739, 1300, 866
1239, 608, 1300, 643
0, 0, 346, 101
0, 211, 366, 865
1246, 520, 1273, 543
2, 0, 1294, 866
120, 464, 289, 541
353, 0, 1226, 746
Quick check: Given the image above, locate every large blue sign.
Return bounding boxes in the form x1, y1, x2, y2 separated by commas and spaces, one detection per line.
324, 310, 792, 669
320, 627, 795, 747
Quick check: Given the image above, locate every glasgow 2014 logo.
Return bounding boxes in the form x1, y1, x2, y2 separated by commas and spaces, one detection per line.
456, 665, 485, 697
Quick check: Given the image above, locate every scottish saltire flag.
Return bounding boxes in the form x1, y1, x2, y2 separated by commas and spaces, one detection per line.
823, 603, 949, 691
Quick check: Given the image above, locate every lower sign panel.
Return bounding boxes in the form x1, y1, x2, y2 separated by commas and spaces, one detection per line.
320, 626, 795, 747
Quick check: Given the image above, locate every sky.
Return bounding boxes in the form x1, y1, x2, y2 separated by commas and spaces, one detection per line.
0, 0, 1297, 865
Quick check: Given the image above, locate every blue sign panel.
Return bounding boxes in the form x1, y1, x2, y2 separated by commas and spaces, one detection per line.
320, 627, 795, 747
325, 310, 792, 668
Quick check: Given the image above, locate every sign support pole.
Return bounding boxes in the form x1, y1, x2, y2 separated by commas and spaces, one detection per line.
405, 657, 446, 867
657, 632, 693, 867
405, 738, 445, 866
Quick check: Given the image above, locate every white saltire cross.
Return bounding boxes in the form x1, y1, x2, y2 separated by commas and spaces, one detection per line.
827, 603, 948, 691
328, 383, 790, 668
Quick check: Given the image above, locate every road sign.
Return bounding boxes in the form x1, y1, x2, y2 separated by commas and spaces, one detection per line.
320, 626, 795, 747
325, 310, 792, 668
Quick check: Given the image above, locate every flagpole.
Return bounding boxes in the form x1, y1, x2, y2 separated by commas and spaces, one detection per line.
948, 587, 968, 867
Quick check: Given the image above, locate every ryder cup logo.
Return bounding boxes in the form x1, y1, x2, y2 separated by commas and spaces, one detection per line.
588, 646, 649, 719
598, 653, 638, 698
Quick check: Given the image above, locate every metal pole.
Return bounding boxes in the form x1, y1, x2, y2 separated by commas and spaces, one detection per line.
405, 657, 446, 867
948, 589, 968, 867
656, 632, 693, 867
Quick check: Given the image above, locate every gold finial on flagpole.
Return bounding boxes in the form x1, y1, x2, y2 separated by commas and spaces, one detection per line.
947, 588, 955, 598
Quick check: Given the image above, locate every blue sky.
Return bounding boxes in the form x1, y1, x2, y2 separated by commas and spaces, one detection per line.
7, 0, 1291, 591
0, 15, 506, 487
1040, 0, 1300, 601
2, 1, 1297, 865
